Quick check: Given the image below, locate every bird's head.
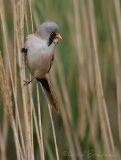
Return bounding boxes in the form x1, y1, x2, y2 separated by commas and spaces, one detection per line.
36, 21, 62, 46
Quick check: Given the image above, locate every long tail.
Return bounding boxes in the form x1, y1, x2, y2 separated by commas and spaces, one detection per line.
36, 77, 59, 113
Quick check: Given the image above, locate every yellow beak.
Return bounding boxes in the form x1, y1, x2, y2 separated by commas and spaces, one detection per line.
56, 34, 62, 40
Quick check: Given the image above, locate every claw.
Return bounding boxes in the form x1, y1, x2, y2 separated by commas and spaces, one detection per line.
23, 77, 35, 86
23, 80, 31, 86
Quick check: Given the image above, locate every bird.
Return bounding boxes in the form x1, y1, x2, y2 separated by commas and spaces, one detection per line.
21, 21, 62, 112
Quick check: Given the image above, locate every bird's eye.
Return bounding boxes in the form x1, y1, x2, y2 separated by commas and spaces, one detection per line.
48, 32, 56, 46
51, 32, 54, 35
49, 32, 56, 40
50, 32, 56, 36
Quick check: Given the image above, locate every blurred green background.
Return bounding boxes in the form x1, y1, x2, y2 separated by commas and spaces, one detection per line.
0, 0, 121, 160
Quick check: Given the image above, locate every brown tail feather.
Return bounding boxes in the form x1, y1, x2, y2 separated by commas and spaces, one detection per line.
37, 77, 59, 113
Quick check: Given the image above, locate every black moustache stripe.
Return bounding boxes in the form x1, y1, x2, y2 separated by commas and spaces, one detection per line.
48, 33, 56, 46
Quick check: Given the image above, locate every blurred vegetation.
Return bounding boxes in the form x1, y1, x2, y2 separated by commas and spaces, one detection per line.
0, 0, 121, 160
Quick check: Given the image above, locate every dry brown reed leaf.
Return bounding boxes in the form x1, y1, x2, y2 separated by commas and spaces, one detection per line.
73, 0, 92, 140
0, 55, 22, 160
36, 84, 45, 160
112, 0, 121, 143
87, 0, 115, 159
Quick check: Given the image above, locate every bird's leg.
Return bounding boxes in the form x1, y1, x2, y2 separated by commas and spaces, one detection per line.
23, 77, 35, 86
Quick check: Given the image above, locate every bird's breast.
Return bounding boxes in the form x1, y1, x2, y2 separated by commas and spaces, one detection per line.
25, 35, 55, 77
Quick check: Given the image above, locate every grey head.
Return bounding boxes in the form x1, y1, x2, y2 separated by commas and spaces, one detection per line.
36, 21, 62, 45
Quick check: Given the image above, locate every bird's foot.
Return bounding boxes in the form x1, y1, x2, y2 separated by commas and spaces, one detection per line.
23, 78, 35, 86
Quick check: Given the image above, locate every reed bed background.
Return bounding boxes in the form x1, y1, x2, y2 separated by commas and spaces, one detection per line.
0, 0, 121, 159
